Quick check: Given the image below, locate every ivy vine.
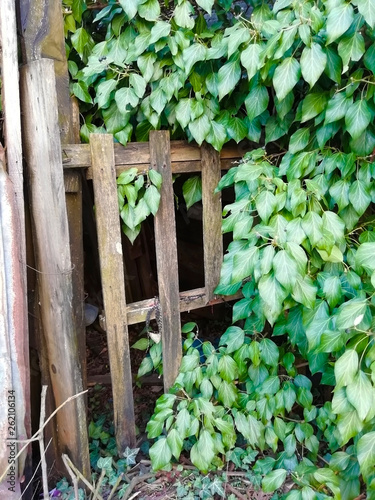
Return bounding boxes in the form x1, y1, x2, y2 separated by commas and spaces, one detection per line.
64, 0, 375, 496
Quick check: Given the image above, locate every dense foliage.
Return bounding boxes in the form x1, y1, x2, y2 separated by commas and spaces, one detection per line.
64, 0, 375, 496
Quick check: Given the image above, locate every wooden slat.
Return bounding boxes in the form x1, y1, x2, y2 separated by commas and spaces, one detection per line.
0, 0, 31, 487
62, 141, 244, 169
151, 131, 182, 393
201, 143, 223, 301
20, 59, 89, 476
90, 134, 136, 449
86, 158, 238, 178
125, 288, 242, 325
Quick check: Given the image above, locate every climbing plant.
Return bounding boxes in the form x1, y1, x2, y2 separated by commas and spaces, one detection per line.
63, 0, 375, 495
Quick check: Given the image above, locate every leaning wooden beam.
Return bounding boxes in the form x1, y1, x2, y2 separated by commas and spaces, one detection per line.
20, 59, 90, 477
90, 134, 136, 449
125, 288, 243, 325
201, 144, 223, 301
150, 131, 182, 392
0, 0, 31, 489
62, 142, 244, 170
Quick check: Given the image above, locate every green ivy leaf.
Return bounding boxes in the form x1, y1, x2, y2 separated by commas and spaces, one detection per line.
256, 190, 277, 223
273, 57, 301, 101
273, 250, 298, 290
72, 81, 92, 103
322, 276, 342, 308
300, 43, 327, 88
345, 99, 372, 140
334, 349, 359, 390
262, 469, 287, 493
291, 276, 317, 309
115, 87, 139, 113
348, 180, 371, 216
174, 1, 195, 29
137, 52, 157, 82
149, 437, 172, 470
240, 43, 261, 80
232, 246, 259, 283
245, 86, 269, 122
196, 0, 214, 14
336, 298, 368, 330
347, 371, 374, 420
144, 185, 161, 215
338, 33, 365, 73
218, 380, 238, 407
182, 176, 202, 210
182, 43, 207, 75
356, 242, 375, 271
138, 0, 160, 21
259, 273, 286, 326
259, 339, 279, 367
188, 114, 211, 145
190, 430, 215, 472
217, 55, 241, 101
357, 432, 375, 478
326, 3, 354, 45
357, 0, 375, 28
167, 428, 183, 460
325, 93, 352, 125
132, 338, 149, 350
219, 326, 245, 354
206, 121, 227, 151
301, 92, 329, 123
289, 128, 310, 154
95, 79, 117, 109
118, 0, 140, 20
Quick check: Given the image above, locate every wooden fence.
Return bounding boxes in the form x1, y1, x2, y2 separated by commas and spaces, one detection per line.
62, 131, 244, 449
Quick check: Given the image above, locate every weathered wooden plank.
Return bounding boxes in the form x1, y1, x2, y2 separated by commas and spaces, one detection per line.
0, 165, 22, 498
125, 288, 243, 325
0, 0, 31, 488
64, 99, 86, 394
63, 142, 244, 169
150, 131, 182, 392
201, 144, 223, 301
90, 134, 136, 449
20, 59, 90, 478
85, 159, 237, 178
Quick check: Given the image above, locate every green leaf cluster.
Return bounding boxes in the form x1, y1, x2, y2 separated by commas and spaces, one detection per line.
65, 0, 375, 151
117, 167, 162, 243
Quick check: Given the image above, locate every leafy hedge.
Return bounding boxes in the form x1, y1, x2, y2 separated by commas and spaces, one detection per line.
64, 0, 375, 496
64, 0, 375, 152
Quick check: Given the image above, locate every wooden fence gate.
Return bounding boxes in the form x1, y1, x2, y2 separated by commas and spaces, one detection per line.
63, 131, 243, 450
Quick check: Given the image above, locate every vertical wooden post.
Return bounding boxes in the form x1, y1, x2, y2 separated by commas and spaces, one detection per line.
201, 144, 223, 301
90, 134, 136, 450
20, 59, 90, 477
150, 131, 182, 392
0, 0, 31, 489
64, 99, 86, 392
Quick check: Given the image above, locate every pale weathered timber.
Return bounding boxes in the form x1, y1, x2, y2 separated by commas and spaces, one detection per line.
0, 161, 23, 498
19, 0, 87, 477
90, 134, 136, 449
62, 141, 244, 170
201, 144, 223, 301
0, 0, 31, 487
150, 131, 182, 392
20, 59, 90, 478
125, 288, 243, 325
